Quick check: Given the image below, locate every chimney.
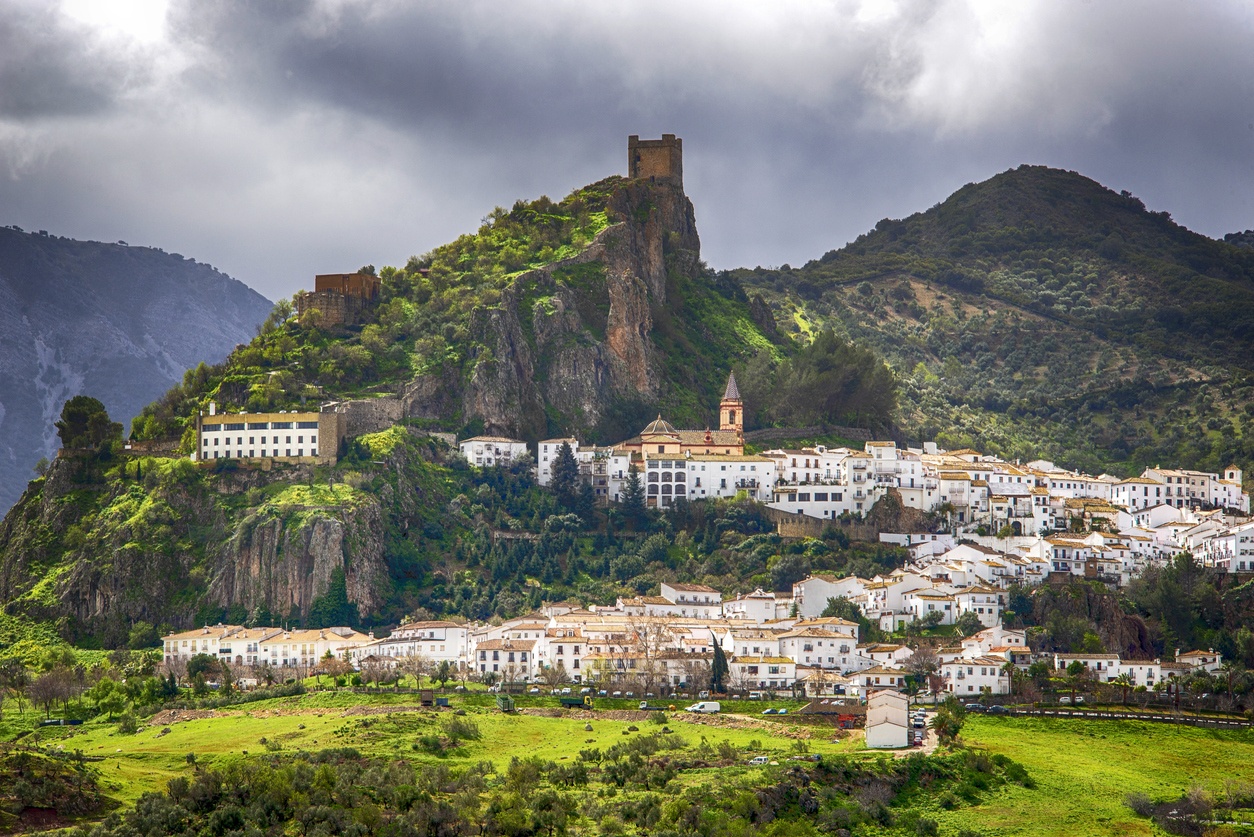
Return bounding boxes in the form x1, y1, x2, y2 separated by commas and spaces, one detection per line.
208, 401, 216, 416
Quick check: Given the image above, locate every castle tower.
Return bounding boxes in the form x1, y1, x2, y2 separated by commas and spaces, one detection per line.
628, 134, 683, 186
719, 371, 743, 433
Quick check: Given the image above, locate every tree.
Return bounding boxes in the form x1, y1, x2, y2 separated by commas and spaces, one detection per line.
539, 662, 568, 689
433, 660, 454, 691
127, 621, 159, 650
1065, 660, 1089, 705
1111, 672, 1134, 705
186, 654, 221, 681
551, 442, 580, 509
621, 464, 647, 530
710, 631, 729, 694
906, 645, 940, 698
55, 395, 122, 452
0, 660, 28, 715
396, 654, 430, 689
29, 667, 73, 718
931, 696, 966, 744
954, 611, 983, 636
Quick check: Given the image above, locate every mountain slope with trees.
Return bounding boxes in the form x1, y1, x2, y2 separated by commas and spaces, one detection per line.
733, 165, 1254, 476
0, 227, 271, 513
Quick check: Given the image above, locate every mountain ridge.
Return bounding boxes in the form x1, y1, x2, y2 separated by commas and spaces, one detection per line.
732, 164, 1254, 478
0, 227, 273, 513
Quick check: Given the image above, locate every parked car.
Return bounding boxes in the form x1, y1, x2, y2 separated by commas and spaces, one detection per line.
699, 691, 711, 699
528, 687, 540, 695
762, 708, 776, 715
748, 756, 770, 765
912, 719, 924, 728
964, 703, 986, 712
987, 705, 1010, 715
580, 687, 592, 695
686, 701, 721, 714
612, 690, 623, 697
560, 687, 572, 695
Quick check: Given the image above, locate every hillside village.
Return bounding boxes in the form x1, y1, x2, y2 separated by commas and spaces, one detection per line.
174, 363, 1253, 703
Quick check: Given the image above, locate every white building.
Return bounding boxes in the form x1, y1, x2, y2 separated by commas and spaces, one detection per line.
865, 689, 910, 748
194, 403, 345, 464
458, 436, 528, 468
941, 656, 1011, 695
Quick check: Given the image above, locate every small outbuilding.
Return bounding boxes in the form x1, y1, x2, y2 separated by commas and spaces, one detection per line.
865, 689, 910, 749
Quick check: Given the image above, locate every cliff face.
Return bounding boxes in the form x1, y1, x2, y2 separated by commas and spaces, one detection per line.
0, 227, 272, 515
0, 432, 432, 645
421, 178, 702, 439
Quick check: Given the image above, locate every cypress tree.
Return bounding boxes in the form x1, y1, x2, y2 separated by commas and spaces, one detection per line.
710, 630, 729, 694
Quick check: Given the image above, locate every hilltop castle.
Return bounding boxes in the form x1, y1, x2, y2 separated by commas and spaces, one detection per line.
295, 272, 381, 327
628, 134, 683, 186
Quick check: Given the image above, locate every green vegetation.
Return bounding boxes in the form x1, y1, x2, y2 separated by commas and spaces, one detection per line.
735, 165, 1254, 476
942, 715, 1254, 836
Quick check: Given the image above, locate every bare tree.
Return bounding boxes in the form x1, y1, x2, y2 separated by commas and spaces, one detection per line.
29, 667, 73, 718
679, 658, 712, 694
162, 657, 188, 688
627, 616, 678, 696
540, 662, 569, 688
395, 653, 430, 690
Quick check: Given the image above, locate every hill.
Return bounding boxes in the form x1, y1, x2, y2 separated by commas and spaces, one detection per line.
130, 175, 798, 450
1, 171, 875, 646
732, 165, 1254, 476
0, 227, 272, 512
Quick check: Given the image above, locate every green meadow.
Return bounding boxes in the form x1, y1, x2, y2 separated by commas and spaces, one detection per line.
937, 716, 1254, 836
13, 694, 1254, 835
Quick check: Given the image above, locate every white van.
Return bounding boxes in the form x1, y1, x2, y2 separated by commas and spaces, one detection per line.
685, 701, 721, 714
747, 756, 769, 765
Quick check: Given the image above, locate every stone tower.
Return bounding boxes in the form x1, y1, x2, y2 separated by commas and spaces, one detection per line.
719, 371, 744, 433
628, 134, 683, 186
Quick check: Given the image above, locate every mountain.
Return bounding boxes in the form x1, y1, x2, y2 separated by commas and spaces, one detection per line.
0, 227, 273, 512
0, 171, 805, 646
732, 165, 1254, 477
128, 174, 793, 450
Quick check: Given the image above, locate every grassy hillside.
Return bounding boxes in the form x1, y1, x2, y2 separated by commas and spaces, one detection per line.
734, 165, 1254, 477
130, 175, 805, 448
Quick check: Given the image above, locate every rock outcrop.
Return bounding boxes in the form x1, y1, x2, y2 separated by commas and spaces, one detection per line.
453, 177, 702, 438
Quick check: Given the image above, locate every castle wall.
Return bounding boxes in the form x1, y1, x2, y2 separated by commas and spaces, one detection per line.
314, 273, 381, 300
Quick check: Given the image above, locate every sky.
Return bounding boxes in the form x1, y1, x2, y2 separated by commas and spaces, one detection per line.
2, 0, 1253, 302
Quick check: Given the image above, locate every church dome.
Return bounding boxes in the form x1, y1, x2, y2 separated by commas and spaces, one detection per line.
641, 415, 677, 435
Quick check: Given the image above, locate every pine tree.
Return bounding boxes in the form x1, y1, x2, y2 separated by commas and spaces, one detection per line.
551, 442, 579, 509
621, 463, 646, 529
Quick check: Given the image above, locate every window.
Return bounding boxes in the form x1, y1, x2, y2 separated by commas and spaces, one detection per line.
297, 421, 318, 429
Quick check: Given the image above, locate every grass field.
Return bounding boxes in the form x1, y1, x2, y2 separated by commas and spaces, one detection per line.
934, 716, 1254, 836
19, 690, 853, 808
13, 694, 1254, 835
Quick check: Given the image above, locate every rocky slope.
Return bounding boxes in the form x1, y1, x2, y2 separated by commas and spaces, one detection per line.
0, 426, 442, 646
0, 172, 784, 644
0, 227, 272, 513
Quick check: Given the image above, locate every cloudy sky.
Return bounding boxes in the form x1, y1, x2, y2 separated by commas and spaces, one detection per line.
3, 0, 1253, 302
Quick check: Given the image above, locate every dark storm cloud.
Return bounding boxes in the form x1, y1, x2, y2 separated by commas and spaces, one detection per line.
0, 1, 153, 118
1, 1, 1252, 300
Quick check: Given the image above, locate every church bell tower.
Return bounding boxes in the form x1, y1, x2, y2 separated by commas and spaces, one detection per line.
719, 371, 744, 433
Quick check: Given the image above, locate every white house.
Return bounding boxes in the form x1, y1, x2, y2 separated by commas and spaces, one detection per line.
865, 689, 910, 748
458, 436, 528, 468
941, 656, 1011, 695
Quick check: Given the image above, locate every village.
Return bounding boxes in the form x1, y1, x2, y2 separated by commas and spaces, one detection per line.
175, 368, 1251, 725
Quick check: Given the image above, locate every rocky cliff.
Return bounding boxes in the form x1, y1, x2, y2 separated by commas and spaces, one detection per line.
375, 176, 763, 441
0, 426, 447, 646
0, 227, 272, 514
